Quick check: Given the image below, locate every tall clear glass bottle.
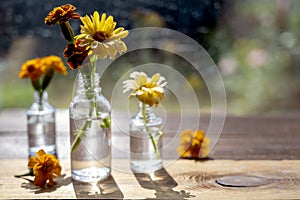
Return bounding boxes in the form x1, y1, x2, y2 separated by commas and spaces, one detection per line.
69, 72, 111, 182
130, 102, 164, 173
27, 91, 57, 157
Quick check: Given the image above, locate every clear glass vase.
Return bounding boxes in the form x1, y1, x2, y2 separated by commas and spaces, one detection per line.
26, 91, 57, 157
69, 70, 111, 182
130, 102, 164, 173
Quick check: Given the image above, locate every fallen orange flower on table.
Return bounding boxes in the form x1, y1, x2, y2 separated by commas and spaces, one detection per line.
177, 129, 210, 159
28, 149, 62, 188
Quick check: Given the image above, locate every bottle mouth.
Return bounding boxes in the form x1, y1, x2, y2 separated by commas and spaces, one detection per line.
33, 91, 48, 103
76, 72, 102, 94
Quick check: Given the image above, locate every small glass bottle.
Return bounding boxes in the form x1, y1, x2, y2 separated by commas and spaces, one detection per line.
130, 102, 164, 173
69, 72, 111, 182
27, 91, 57, 157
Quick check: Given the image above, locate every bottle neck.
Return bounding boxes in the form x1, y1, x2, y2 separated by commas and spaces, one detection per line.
27, 90, 55, 114
131, 102, 163, 127
77, 72, 101, 96
34, 91, 48, 106
137, 102, 156, 123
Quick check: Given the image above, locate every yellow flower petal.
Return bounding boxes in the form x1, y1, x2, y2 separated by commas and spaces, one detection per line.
123, 71, 167, 106
93, 11, 100, 31
113, 27, 124, 34
99, 13, 107, 30
76, 12, 128, 60
103, 16, 114, 32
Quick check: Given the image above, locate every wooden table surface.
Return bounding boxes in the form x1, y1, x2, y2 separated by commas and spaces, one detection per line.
0, 109, 300, 199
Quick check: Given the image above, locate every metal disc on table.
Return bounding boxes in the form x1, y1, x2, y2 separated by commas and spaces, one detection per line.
216, 175, 269, 187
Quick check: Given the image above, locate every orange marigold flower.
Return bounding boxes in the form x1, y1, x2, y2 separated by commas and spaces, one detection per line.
28, 149, 62, 188
63, 40, 89, 69
41, 55, 68, 75
44, 4, 80, 25
18, 56, 67, 81
18, 58, 45, 81
177, 129, 210, 158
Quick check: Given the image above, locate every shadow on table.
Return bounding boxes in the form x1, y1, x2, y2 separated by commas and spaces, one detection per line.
134, 168, 195, 200
20, 174, 72, 194
72, 175, 124, 199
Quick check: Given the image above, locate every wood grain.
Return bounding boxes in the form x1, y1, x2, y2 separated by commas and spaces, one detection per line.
1, 159, 299, 199
0, 109, 299, 160
1, 109, 300, 198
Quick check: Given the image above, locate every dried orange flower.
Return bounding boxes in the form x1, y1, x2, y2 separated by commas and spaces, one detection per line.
28, 149, 62, 188
44, 4, 80, 25
177, 129, 210, 158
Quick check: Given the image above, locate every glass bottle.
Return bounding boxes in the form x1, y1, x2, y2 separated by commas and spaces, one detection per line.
69, 72, 111, 182
27, 91, 57, 157
130, 102, 164, 173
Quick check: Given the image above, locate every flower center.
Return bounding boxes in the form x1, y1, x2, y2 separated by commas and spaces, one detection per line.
93, 31, 109, 42
27, 65, 36, 73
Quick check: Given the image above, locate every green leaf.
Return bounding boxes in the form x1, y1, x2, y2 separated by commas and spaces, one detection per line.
100, 117, 111, 128
31, 79, 41, 92
42, 69, 54, 90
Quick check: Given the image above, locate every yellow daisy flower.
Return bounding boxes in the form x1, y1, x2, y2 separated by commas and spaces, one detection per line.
177, 129, 210, 158
76, 11, 129, 60
123, 71, 167, 106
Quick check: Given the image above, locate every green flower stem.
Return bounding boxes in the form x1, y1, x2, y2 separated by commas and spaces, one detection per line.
42, 68, 54, 91
14, 168, 34, 178
31, 79, 43, 108
71, 55, 111, 153
71, 120, 92, 152
70, 59, 96, 153
142, 103, 160, 159
60, 21, 75, 43
31, 68, 55, 107
102, 117, 111, 128
31, 79, 41, 92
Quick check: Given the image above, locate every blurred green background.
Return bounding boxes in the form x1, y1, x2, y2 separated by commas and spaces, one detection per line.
0, 0, 299, 116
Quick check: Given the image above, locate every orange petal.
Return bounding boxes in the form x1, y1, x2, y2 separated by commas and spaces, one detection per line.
28, 156, 39, 168
194, 129, 206, 140
36, 149, 46, 158
33, 171, 48, 188
51, 165, 62, 177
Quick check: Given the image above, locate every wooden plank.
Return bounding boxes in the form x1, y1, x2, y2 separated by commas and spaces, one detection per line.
1, 109, 300, 160
1, 159, 300, 199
